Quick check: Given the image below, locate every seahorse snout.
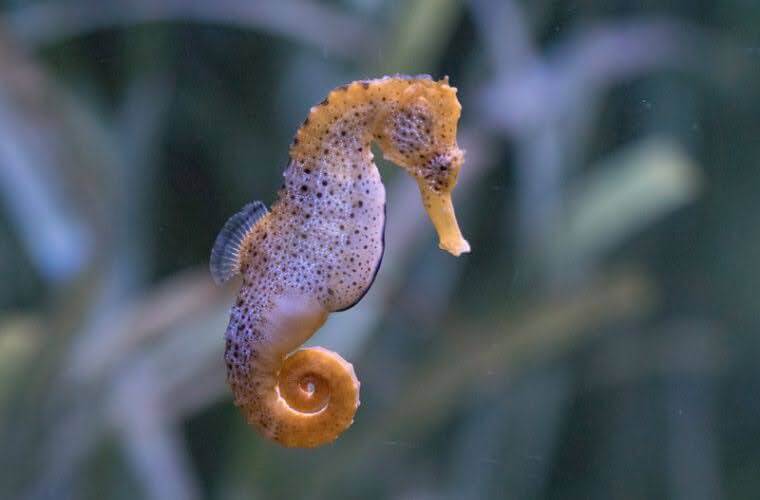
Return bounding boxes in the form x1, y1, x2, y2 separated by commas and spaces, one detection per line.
417, 180, 470, 257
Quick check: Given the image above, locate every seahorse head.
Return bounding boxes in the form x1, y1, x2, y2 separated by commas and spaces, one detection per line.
376, 77, 470, 256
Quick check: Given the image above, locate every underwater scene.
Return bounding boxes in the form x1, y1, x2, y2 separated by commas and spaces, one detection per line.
0, 1, 759, 499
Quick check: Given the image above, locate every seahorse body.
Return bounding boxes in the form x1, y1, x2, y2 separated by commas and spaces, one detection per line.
211, 75, 469, 448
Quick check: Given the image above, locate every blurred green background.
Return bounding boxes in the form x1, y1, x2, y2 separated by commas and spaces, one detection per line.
1, 1, 759, 499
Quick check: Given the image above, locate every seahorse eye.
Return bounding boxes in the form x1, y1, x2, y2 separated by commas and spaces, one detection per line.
432, 155, 451, 171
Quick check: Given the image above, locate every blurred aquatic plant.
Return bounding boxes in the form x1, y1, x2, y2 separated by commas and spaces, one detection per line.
549, 137, 702, 275
0, 33, 102, 283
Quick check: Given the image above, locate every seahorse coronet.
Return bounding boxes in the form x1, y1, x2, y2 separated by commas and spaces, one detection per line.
212, 75, 468, 448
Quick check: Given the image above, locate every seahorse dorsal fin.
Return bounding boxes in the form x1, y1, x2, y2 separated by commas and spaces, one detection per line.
210, 201, 268, 285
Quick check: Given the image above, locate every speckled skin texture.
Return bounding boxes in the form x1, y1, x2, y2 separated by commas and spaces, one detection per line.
218, 75, 469, 448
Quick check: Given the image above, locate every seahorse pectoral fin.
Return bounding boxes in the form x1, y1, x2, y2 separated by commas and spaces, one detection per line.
417, 180, 470, 257
210, 201, 268, 284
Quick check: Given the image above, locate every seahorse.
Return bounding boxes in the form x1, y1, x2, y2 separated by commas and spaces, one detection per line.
210, 75, 469, 448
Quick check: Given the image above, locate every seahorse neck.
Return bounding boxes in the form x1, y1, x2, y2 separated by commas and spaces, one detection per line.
289, 77, 440, 178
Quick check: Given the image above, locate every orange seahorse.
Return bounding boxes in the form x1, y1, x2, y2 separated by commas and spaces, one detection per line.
210, 75, 469, 448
